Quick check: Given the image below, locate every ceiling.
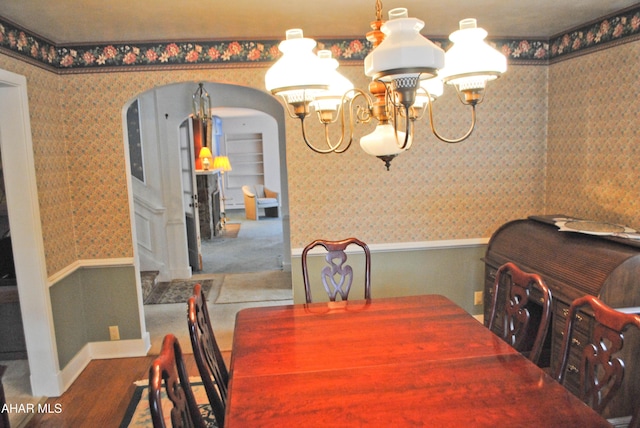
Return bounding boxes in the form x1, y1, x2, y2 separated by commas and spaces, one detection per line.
0, 0, 638, 45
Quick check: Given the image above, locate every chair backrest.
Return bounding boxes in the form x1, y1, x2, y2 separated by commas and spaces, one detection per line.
555, 295, 640, 425
301, 237, 371, 303
254, 184, 265, 198
188, 283, 228, 427
487, 262, 552, 365
148, 334, 206, 428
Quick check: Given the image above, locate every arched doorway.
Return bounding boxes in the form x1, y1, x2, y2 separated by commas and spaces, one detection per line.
123, 81, 291, 283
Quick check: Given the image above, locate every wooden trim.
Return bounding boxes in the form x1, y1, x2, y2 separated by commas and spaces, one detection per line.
46, 258, 136, 286
292, 238, 489, 256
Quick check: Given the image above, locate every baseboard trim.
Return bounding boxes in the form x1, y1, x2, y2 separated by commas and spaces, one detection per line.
58, 344, 92, 396
89, 335, 151, 359
57, 335, 151, 396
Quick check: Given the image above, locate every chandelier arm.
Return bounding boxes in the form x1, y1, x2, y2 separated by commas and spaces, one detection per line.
389, 97, 412, 150
398, 105, 413, 149
348, 88, 375, 122
325, 88, 372, 153
410, 105, 426, 121
299, 116, 343, 154
298, 89, 377, 155
427, 97, 477, 144
330, 121, 352, 154
410, 87, 429, 121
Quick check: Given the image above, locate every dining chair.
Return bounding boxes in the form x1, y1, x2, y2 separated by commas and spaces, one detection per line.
487, 262, 552, 365
148, 334, 206, 428
555, 295, 640, 427
188, 283, 228, 427
301, 237, 371, 303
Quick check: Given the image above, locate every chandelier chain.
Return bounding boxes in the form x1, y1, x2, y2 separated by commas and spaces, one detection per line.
375, 0, 383, 22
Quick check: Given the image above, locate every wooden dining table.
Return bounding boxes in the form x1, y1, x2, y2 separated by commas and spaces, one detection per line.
226, 294, 610, 427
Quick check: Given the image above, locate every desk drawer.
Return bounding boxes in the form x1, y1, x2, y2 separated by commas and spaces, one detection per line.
550, 300, 593, 393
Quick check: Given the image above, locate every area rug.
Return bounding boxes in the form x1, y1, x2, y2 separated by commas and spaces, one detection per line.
144, 279, 218, 305
215, 271, 292, 304
120, 378, 217, 427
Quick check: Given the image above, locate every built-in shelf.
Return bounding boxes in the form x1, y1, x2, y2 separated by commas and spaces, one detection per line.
224, 132, 265, 208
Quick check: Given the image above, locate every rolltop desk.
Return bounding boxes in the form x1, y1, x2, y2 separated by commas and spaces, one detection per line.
483, 215, 640, 420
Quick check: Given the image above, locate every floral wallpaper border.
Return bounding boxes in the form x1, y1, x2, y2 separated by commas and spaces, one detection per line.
0, 5, 638, 72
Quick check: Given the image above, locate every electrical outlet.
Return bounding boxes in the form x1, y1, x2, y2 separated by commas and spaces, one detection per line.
109, 325, 120, 341
474, 291, 484, 306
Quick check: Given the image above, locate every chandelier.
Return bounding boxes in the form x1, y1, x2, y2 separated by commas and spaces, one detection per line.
265, 1, 507, 170
192, 82, 214, 163
192, 82, 211, 124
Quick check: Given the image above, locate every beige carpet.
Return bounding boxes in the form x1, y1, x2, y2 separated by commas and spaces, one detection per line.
215, 271, 292, 304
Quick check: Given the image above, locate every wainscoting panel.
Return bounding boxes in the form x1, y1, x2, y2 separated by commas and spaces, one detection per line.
291, 240, 488, 315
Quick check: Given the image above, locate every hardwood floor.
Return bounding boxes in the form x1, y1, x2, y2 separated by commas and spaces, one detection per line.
24, 351, 231, 427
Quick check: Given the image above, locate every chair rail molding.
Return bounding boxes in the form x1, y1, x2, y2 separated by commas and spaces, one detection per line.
292, 237, 489, 256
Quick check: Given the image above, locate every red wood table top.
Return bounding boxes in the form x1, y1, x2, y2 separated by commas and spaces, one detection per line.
226, 294, 608, 427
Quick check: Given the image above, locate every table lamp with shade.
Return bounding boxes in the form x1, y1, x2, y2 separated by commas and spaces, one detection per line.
212, 155, 232, 174
198, 147, 214, 170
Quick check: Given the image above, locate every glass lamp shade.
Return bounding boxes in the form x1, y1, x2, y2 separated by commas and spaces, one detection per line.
364, 8, 445, 82
438, 19, 507, 91
311, 50, 354, 112
212, 155, 232, 172
265, 29, 330, 104
198, 147, 214, 170
360, 123, 411, 157
413, 76, 444, 108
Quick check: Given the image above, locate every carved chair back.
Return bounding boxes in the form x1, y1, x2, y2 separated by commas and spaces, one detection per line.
488, 262, 552, 365
188, 283, 228, 427
302, 238, 371, 303
555, 294, 640, 426
148, 334, 206, 428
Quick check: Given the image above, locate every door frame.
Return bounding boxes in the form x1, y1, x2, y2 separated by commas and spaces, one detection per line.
0, 68, 61, 396
180, 118, 201, 271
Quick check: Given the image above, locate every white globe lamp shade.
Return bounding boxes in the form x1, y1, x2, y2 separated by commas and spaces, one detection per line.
364, 8, 445, 82
265, 29, 330, 104
439, 19, 507, 92
312, 50, 354, 112
360, 123, 411, 157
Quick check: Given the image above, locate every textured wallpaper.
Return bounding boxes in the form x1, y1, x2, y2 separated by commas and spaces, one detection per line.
0, 55, 76, 275
1, 37, 638, 276
285, 64, 548, 247
58, 67, 265, 265
547, 41, 640, 228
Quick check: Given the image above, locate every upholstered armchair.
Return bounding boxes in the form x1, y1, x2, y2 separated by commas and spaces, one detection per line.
242, 184, 280, 220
